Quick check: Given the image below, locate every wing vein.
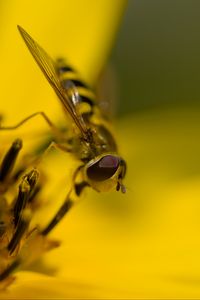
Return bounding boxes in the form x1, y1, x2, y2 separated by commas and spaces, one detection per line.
17, 25, 88, 139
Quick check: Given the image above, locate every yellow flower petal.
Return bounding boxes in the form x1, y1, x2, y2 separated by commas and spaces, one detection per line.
40, 107, 200, 298
2, 1, 200, 297
0, 271, 105, 299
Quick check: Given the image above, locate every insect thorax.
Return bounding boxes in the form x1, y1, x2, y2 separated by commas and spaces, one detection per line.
71, 121, 118, 163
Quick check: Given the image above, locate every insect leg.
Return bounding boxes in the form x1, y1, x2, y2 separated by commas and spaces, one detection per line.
42, 140, 72, 154
31, 140, 72, 167
41, 166, 88, 236
41, 197, 73, 236
0, 111, 60, 136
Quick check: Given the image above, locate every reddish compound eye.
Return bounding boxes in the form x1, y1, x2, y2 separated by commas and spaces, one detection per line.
87, 155, 120, 181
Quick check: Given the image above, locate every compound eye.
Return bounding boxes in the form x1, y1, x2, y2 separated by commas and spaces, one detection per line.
87, 155, 120, 181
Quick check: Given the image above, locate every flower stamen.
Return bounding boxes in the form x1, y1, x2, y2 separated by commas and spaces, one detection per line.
0, 139, 22, 184
0, 139, 59, 289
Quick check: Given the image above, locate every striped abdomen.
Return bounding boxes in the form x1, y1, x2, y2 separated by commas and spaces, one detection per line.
55, 58, 96, 119
55, 58, 118, 155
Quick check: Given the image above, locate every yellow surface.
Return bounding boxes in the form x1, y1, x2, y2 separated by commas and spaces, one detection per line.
1, 0, 200, 299
1, 108, 200, 298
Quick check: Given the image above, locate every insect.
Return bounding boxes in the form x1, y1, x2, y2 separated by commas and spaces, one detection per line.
1, 26, 127, 236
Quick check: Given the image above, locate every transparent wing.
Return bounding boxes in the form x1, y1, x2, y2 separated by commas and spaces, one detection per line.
96, 64, 119, 119
17, 25, 88, 139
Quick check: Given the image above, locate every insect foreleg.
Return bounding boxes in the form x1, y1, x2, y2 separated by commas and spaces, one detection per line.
31, 140, 72, 167
41, 166, 88, 236
0, 111, 60, 136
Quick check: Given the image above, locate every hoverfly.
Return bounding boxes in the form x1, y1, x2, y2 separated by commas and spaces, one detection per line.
1, 26, 126, 236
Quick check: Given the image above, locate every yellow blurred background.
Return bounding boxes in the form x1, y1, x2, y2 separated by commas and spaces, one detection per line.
87, 1, 200, 297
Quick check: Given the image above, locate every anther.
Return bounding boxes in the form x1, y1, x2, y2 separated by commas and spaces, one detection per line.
0, 139, 22, 182
13, 178, 30, 227
25, 169, 39, 190
13, 169, 39, 227
28, 185, 41, 203
0, 221, 6, 237
8, 210, 30, 255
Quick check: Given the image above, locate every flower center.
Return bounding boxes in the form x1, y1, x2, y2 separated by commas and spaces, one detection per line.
0, 138, 60, 290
